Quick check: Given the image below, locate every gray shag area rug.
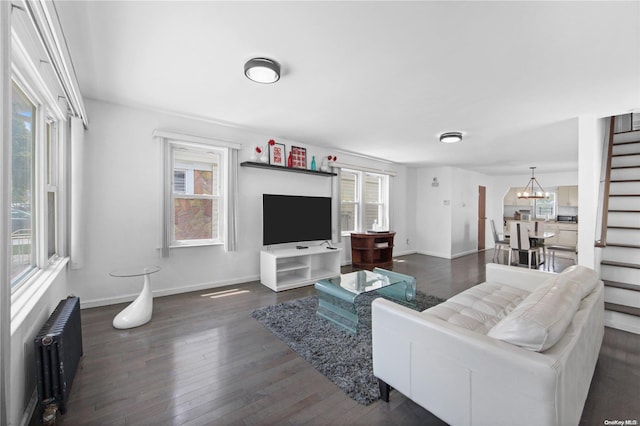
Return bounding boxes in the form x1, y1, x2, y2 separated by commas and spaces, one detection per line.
251, 290, 445, 405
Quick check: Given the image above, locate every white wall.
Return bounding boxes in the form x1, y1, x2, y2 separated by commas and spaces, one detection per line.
415, 166, 509, 259
68, 99, 413, 306
578, 115, 607, 268
415, 167, 453, 258
451, 168, 492, 257
404, 167, 418, 252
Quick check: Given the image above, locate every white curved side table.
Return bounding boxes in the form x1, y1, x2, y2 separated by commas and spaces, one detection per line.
110, 266, 160, 329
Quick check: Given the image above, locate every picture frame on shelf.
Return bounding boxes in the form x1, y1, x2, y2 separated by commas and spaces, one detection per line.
291, 146, 307, 169
269, 142, 286, 166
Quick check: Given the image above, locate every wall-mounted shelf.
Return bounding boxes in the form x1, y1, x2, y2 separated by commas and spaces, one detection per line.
240, 161, 337, 177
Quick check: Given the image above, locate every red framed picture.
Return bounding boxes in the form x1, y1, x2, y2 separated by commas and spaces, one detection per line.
269, 143, 286, 166
291, 146, 307, 169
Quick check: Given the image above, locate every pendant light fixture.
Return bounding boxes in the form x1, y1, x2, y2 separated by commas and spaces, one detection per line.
244, 57, 280, 84
439, 132, 463, 143
517, 167, 549, 199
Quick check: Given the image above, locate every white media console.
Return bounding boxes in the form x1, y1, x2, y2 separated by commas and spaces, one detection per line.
260, 246, 342, 291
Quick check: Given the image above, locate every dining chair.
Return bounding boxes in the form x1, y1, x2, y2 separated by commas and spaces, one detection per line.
508, 221, 541, 269
530, 220, 547, 264
490, 220, 510, 263
546, 245, 578, 270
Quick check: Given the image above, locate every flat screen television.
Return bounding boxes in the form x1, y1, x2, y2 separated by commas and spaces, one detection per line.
263, 194, 332, 246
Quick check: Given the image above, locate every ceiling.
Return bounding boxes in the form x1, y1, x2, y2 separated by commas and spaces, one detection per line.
54, 1, 640, 175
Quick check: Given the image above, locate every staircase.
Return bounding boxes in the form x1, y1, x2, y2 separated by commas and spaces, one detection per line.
600, 124, 640, 334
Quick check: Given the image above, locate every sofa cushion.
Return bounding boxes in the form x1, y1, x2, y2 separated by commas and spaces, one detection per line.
559, 265, 599, 298
423, 283, 530, 334
487, 277, 582, 351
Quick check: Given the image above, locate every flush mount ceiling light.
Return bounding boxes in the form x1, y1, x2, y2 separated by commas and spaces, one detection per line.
439, 132, 463, 143
244, 57, 280, 84
517, 167, 549, 199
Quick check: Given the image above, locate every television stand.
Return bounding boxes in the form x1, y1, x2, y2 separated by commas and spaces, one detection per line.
260, 246, 342, 292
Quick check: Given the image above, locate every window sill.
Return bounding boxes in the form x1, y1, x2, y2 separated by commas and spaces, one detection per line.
10, 256, 69, 335
169, 241, 224, 249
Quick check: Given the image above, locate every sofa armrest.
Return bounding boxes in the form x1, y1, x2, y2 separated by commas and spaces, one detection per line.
486, 262, 555, 292
372, 298, 560, 425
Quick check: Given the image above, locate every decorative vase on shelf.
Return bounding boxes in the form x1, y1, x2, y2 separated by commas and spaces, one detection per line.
260, 153, 268, 163
287, 152, 293, 168
320, 155, 337, 172
311, 156, 316, 170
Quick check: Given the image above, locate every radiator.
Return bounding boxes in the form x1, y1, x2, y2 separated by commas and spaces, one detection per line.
34, 296, 83, 418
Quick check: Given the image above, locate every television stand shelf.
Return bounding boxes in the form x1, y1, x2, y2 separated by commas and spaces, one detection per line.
260, 246, 342, 291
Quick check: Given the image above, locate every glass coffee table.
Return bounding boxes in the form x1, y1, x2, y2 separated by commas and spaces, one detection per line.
315, 268, 416, 334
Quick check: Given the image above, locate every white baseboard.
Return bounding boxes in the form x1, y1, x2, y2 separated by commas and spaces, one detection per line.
416, 250, 452, 259
451, 249, 478, 259
80, 274, 261, 309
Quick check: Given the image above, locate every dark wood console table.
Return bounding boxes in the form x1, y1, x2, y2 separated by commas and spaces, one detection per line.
350, 232, 395, 270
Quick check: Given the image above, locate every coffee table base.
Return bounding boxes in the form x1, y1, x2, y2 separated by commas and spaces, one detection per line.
315, 280, 359, 333
314, 269, 416, 334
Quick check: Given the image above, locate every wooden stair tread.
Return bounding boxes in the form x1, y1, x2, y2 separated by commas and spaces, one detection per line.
613, 140, 640, 146
611, 165, 640, 169
609, 194, 640, 197
605, 302, 640, 317
606, 243, 640, 249
601, 260, 640, 269
604, 280, 640, 291
611, 179, 640, 183
607, 225, 640, 230
608, 209, 640, 213
612, 153, 640, 157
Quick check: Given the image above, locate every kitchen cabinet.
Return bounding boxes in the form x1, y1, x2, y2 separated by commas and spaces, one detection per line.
558, 186, 578, 207
557, 226, 578, 246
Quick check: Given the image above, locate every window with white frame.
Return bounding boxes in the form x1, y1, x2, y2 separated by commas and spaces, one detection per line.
170, 144, 225, 245
46, 118, 58, 260
340, 169, 389, 234
364, 173, 387, 230
340, 170, 359, 233
534, 192, 556, 220
11, 82, 36, 285
10, 79, 63, 289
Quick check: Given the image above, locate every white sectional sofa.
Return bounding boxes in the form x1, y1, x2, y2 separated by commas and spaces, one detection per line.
372, 263, 604, 426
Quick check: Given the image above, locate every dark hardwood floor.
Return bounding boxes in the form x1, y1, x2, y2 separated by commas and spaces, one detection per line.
40, 251, 638, 425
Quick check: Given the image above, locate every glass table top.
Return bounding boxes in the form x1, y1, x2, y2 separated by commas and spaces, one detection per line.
324, 270, 404, 295
109, 266, 161, 278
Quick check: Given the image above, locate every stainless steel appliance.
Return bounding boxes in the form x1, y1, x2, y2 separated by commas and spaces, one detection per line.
557, 215, 578, 223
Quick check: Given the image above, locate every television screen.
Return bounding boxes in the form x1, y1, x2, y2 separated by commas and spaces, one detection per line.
263, 194, 332, 245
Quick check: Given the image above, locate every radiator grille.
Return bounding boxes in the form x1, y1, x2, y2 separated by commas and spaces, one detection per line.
34, 296, 83, 415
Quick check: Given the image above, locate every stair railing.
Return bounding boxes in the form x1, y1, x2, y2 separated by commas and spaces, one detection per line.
595, 116, 615, 248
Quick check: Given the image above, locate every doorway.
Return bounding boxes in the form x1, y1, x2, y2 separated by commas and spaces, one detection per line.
478, 186, 486, 251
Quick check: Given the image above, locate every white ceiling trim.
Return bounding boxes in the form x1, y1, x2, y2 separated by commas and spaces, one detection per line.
152, 129, 243, 150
